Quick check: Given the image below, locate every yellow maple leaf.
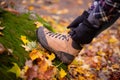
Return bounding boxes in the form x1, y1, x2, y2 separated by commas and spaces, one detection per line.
29, 49, 43, 61
20, 35, 29, 45
59, 68, 67, 78
47, 53, 55, 61
34, 21, 43, 28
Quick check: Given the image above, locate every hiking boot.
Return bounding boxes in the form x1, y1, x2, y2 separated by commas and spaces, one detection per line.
36, 27, 82, 64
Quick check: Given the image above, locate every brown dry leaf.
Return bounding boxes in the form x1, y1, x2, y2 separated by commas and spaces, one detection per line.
43, 66, 57, 80
25, 65, 38, 80
5, 8, 19, 14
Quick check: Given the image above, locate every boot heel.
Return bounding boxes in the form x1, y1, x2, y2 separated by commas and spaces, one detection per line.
55, 51, 75, 64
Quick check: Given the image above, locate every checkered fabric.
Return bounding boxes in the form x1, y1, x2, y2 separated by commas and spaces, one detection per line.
90, 0, 120, 22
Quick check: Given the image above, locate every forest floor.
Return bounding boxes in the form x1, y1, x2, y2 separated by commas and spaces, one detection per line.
0, 0, 120, 80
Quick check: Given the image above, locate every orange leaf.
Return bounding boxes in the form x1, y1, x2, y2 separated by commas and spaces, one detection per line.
38, 60, 48, 74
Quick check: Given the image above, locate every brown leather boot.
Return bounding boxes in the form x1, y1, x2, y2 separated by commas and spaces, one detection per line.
36, 27, 82, 64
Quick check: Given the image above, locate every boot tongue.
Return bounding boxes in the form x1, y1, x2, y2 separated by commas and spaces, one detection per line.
71, 39, 83, 50
68, 33, 83, 50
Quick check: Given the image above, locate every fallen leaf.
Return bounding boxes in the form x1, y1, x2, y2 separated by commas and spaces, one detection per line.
47, 53, 55, 61
21, 41, 37, 52
20, 35, 29, 45
29, 49, 43, 61
0, 32, 4, 36
28, 6, 34, 11
25, 65, 38, 80
0, 27, 5, 30
5, 8, 19, 14
112, 64, 119, 69
0, 27, 5, 36
78, 76, 86, 80
0, 43, 5, 54
34, 21, 43, 28
59, 68, 67, 78
25, 60, 33, 68
42, 66, 57, 80
38, 60, 48, 74
8, 63, 21, 77
109, 36, 118, 43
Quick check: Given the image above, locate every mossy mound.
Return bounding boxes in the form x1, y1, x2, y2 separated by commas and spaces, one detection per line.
0, 9, 36, 79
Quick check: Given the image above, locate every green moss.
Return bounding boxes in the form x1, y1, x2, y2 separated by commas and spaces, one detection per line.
0, 11, 36, 66
0, 10, 36, 79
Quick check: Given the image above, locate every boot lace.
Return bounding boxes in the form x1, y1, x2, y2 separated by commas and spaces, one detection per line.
46, 32, 69, 41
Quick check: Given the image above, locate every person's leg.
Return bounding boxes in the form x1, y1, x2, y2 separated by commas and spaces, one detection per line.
71, 0, 120, 44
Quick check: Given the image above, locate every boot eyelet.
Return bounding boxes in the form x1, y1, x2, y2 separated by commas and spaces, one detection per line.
52, 35, 54, 37
49, 34, 52, 36
55, 36, 58, 38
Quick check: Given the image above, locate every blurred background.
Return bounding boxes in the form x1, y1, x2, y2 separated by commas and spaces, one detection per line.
0, 0, 93, 22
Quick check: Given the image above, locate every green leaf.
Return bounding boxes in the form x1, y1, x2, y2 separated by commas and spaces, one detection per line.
8, 63, 21, 77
